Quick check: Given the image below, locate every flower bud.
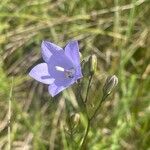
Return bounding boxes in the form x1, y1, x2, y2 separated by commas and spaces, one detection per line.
70, 113, 80, 126
81, 57, 91, 77
89, 54, 97, 75
82, 55, 97, 77
103, 75, 118, 97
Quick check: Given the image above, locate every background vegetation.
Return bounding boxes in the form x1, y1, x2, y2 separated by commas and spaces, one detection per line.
0, 0, 150, 149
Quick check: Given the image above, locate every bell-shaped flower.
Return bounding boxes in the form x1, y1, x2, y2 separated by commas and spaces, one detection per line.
29, 40, 83, 97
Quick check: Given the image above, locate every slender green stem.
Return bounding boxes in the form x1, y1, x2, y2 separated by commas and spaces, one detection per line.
80, 95, 107, 150
78, 76, 92, 149
76, 80, 90, 121
79, 119, 90, 149
84, 75, 93, 103
89, 95, 105, 122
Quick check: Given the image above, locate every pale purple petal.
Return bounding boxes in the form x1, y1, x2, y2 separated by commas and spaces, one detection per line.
29, 63, 55, 84
41, 41, 63, 63
65, 41, 80, 67
48, 81, 74, 97
75, 66, 83, 80
47, 51, 74, 86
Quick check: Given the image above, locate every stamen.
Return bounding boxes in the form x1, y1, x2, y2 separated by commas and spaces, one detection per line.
55, 66, 65, 72
55, 66, 75, 78
65, 68, 75, 78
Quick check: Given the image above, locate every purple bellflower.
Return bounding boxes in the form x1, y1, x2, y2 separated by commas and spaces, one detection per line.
29, 40, 83, 97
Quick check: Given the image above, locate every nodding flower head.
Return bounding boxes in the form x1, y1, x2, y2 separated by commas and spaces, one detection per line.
29, 40, 83, 97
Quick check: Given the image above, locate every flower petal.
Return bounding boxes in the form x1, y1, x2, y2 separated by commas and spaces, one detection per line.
65, 41, 80, 67
75, 66, 83, 80
48, 81, 74, 97
41, 41, 63, 63
47, 51, 74, 86
29, 63, 55, 84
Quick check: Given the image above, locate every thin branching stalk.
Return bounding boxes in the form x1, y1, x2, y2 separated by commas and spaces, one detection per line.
79, 119, 90, 149
80, 95, 107, 149
89, 95, 106, 122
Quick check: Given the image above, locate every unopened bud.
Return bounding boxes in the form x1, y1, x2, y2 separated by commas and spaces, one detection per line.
103, 75, 118, 97
89, 54, 97, 75
70, 113, 80, 125
82, 57, 91, 77
73, 113, 80, 124
82, 55, 97, 77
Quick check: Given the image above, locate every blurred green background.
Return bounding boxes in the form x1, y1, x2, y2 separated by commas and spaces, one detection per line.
0, 0, 150, 149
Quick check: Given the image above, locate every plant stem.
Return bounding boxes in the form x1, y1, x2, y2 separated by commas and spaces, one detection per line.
89, 95, 105, 122
79, 119, 90, 149
80, 95, 106, 150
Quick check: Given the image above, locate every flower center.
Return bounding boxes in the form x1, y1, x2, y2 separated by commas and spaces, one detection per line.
64, 68, 75, 78
55, 66, 75, 78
